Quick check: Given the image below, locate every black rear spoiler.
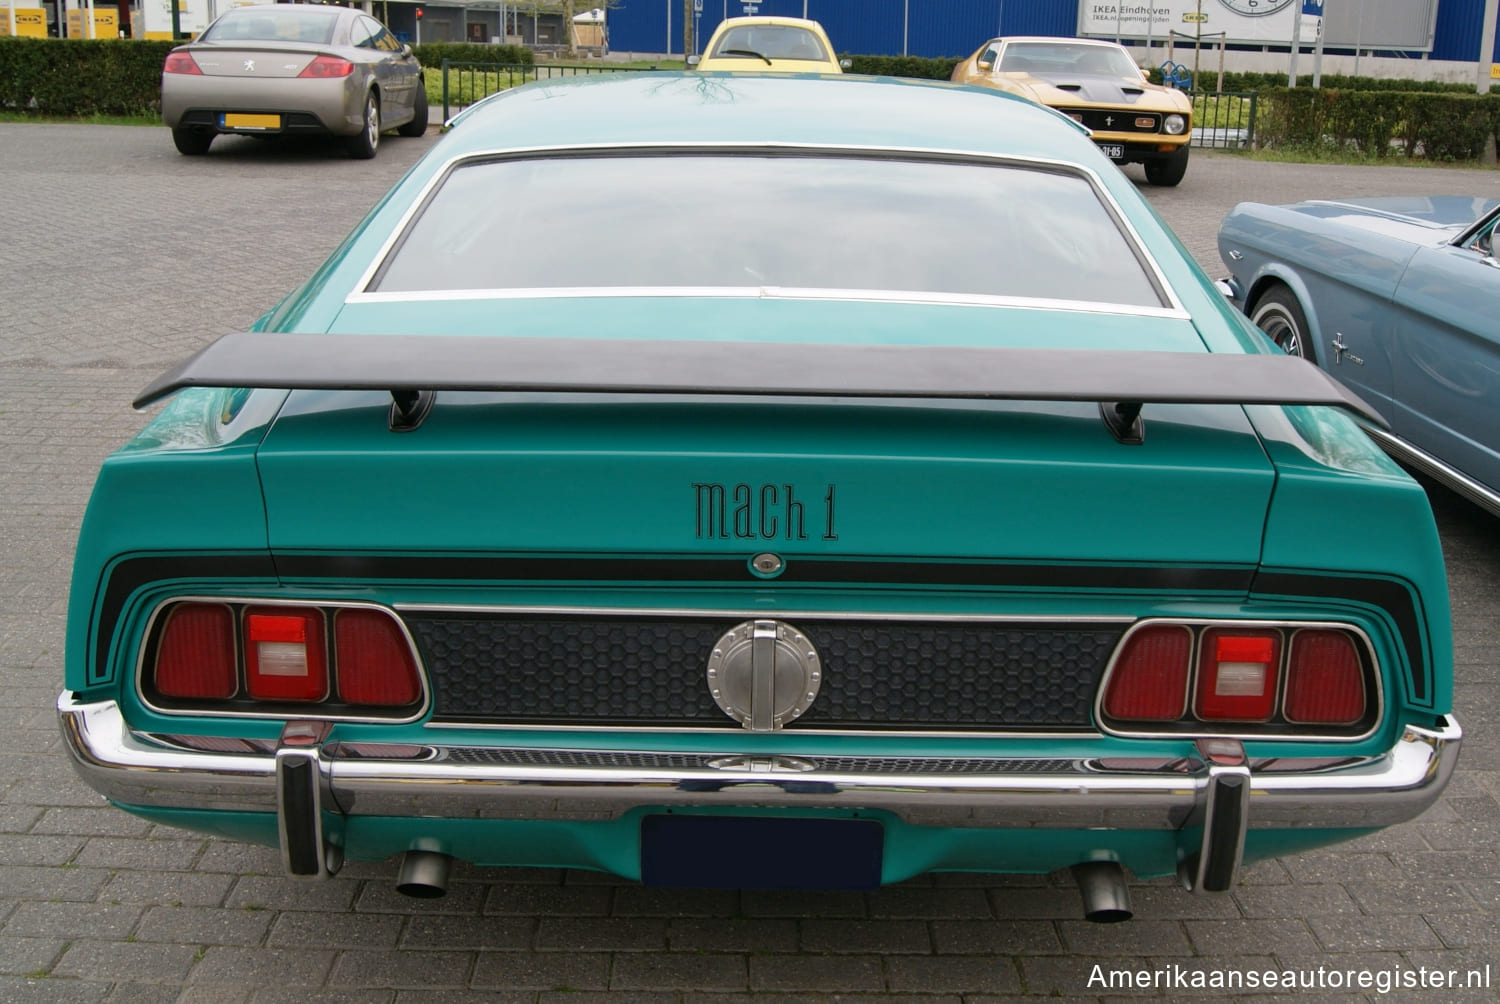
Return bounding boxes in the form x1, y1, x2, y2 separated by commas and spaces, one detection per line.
134, 332, 1387, 438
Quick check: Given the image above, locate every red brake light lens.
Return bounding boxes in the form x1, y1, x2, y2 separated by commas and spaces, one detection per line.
154, 603, 236, 699
299, 56, 355, 78
244, 607, 327, 702
1102, 624, 1192, 721
1284, 630, 1365, 724
1195, 629, 1281, 721
163, 52, 203, 75
334, 609, 421, 707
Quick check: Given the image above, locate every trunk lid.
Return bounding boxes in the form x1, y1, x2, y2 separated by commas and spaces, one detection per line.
254, 298, 1276, 567
186, 44, 322, 79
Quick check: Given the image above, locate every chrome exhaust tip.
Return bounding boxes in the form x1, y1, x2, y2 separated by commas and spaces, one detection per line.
1071, 861, 1133, 923
396, 850, 452, 898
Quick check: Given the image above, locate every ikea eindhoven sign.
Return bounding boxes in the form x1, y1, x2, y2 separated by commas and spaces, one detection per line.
1081, 1, 1321, 45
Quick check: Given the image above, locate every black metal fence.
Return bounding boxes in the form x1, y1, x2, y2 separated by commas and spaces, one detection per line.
440, 61, 643, 122
1188, 91, 1257, 150
440, 62, 1258, 152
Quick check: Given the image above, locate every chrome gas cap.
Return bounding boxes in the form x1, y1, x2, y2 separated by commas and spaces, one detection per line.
705, 620, 821, 731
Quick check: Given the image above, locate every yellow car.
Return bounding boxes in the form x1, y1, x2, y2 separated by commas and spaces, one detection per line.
691, 16, 848, 74
951, 37, 1192, 186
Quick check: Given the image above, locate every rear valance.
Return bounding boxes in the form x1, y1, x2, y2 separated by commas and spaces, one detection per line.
134, 332, 1387, 431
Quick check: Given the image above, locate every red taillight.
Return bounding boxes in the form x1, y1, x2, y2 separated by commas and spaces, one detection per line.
1195, 629, 1281, 721
334, 609, 421, 707
163, 52, 203, 75
1284, 630, 1365, 724
244, 607, 327, 702
298, 56, 354, 78
1102, 624, 1192, 721
154, 603, 236, 699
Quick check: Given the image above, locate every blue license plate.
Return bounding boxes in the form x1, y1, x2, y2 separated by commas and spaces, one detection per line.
640, 815, 884, 890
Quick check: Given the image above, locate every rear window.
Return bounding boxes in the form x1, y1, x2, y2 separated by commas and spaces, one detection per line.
202, 9, 339, 45
711, 25, 829, 61
372, 153, 1164, 308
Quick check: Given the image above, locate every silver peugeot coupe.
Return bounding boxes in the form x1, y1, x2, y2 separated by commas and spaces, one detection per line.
161, 3, 427, 159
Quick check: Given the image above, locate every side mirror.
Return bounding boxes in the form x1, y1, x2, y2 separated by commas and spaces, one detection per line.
839, 58, 851, 70
977, 58, 994, 72
686, 54, 700, 67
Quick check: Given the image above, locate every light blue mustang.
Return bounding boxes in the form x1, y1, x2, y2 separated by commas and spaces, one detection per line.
1220, 195, 1500, 519
59, 73, 1459, 921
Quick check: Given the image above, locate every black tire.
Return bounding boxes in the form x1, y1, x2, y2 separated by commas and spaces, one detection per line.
1143, 143, 1189, 186
397, 80, 428, 138
1249, 285, 1317, 365
172, 127, 213, 156
346, 93, 380, 159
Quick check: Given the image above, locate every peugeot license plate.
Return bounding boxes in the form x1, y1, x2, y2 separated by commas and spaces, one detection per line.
1098, 143, 1126, 161
222, 113, 281, 130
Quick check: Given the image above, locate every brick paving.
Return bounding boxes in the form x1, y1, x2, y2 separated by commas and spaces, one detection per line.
0, 122, 1496, 1001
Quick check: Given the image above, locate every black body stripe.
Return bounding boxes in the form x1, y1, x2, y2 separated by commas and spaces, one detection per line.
1251, 571, 1428, 704
90, 554, 277, 686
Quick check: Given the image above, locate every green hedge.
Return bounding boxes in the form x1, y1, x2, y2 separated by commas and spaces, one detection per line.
412, 41, 532, 68
0, 38, 174, 116
844, 54, 961, 80
1254, 86, 1500, 159
1145, 66, 1480, 94
0, 37, 530, 117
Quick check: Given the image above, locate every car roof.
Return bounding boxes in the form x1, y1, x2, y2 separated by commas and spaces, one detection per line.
997, 37, 1128, 49
446, 72, 1093, 162
216, 2, 344, 14
712, 16, 826, 28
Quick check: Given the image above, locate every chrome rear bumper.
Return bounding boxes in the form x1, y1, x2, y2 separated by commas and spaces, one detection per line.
59, 695, 1460, 884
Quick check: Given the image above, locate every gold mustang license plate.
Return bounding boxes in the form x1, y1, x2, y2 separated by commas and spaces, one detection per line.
222, 113, 281, 130
1099, 143, 1125, 160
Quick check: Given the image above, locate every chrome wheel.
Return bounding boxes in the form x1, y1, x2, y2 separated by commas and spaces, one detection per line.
1249, 286, 1315, 364
346, 94, 380, 159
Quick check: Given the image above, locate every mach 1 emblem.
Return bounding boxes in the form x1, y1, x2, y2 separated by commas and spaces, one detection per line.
693, 482, 837, 541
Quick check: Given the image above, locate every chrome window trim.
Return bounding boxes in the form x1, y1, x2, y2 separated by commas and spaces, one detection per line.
1447, 200, 1500, 249
135, 596, 432, 725
1095, 618, 1384, 743
347, 142, 1185, 315
348, 284, 1191, 320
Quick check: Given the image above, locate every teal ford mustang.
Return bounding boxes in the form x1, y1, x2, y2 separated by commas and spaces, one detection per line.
59, 73, 1460, 920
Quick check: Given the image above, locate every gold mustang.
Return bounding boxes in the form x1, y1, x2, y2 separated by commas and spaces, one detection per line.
951, 37, 1193, 186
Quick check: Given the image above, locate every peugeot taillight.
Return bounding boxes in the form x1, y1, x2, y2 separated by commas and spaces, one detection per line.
244, 607, 327, 702
298, 56, 354, 78
1284, 630, 1365, 724
1195, 630, 1281, 721
163, 52, 203, 75
154, 603, 236, 699
1101, 624, 1191, 721
334, 609, 421, 706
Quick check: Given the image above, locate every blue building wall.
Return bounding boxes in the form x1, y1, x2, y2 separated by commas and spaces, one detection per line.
607, 0, 1072, 59
1433, 0, 1500, 62
607, 0, 1498, 63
